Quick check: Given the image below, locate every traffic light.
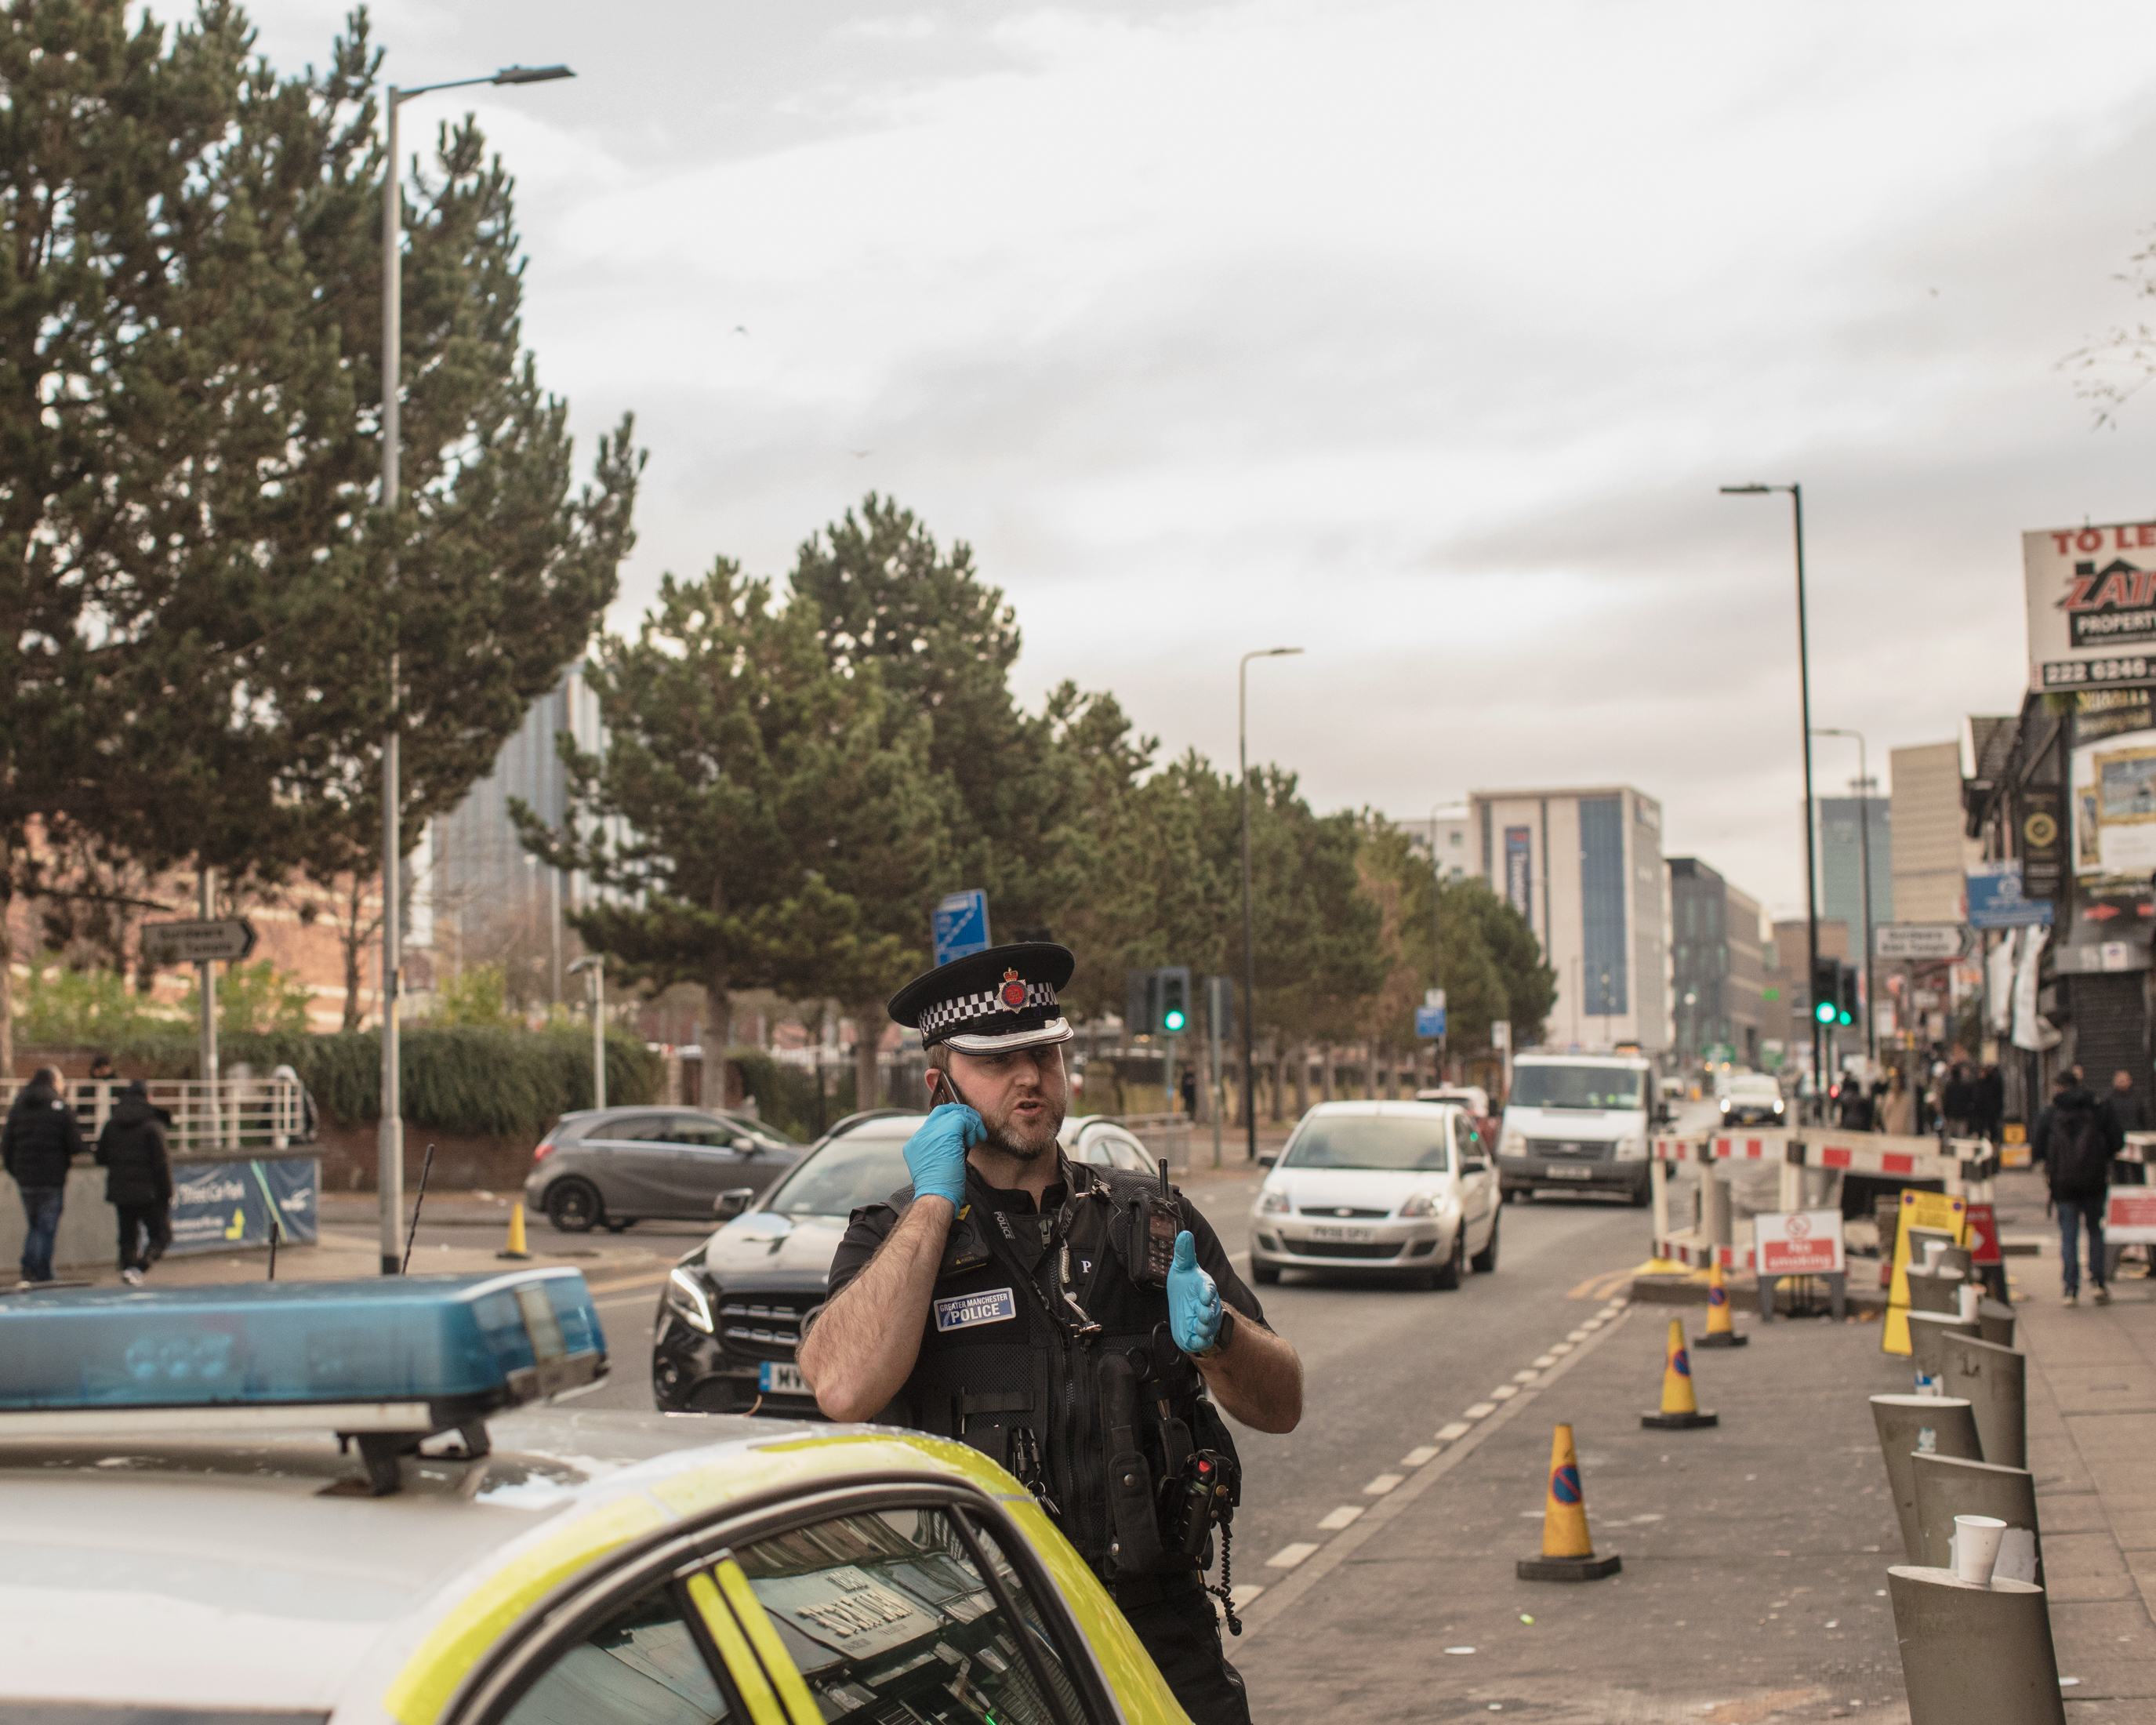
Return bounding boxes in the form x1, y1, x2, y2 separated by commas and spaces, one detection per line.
1835, 965, 1859, 1029
1159, 966, 1191, 1034
1809, 957, 1839, 1027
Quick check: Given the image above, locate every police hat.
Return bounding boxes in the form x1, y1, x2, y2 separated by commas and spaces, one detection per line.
887, 942, 1077, 1054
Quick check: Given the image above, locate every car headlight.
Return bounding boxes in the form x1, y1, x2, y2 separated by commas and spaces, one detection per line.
1614, 1135, 1646, 1160
1399, 1191, 1448, 1218
1719, 1098, 1731, 1112
666, 1267, 716, 1335
1772, 1099, 1784, 1114
1258, 1188, 1290, 1214
1502, 1131, 1526, 1155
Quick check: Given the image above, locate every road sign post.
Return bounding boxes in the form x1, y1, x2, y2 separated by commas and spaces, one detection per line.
931, 890, 991, 966
143, 896, 261, 1154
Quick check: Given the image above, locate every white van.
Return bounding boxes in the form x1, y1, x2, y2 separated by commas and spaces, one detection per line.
1496, 1052, 1659, 1205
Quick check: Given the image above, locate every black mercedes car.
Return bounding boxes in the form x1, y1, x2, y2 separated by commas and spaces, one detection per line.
652, 1109, 1161, 1417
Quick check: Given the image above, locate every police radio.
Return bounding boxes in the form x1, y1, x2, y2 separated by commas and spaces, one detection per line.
1132, 1157, 1180, 1289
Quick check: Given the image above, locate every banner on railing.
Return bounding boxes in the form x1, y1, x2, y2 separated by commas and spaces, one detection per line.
169, 1157, 319, 1255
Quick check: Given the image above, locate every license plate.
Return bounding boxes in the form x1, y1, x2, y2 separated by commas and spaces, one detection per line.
759, 1360, 808, 1396
1307, 1225, 1377, 1242
1545, 1165, 1595, 1180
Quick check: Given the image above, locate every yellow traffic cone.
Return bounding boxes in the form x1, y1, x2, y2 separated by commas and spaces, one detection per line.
1517, 1422, 1621, 1580
1694, 1258, 1748, 1348
1642, 1316, 1718, 1429
495, 1202, 532, 1261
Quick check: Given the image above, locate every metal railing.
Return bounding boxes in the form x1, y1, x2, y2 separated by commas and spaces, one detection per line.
1096, 1110, 1196, 1173
0, 1077, 311, 1160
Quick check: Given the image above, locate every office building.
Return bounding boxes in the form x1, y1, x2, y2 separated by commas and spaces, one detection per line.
1817, 794, 1893, 935
1396, 804, 1472, 880
1892, 740, 1978, 924
1469, 786, 1669, 1052
1668, 859, 1766, 1068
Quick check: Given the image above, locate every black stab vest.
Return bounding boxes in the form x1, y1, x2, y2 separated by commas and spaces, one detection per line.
877, 1160, 1232, 1578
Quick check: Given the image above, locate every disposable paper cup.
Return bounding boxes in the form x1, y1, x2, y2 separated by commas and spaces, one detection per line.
1954, 1513, 2009, 1585
1958, 1282, 1983, 1320
1923, 1240, 1948, 1270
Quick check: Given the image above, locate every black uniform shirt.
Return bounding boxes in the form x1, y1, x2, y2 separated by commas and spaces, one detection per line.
823, 1156, 1268, 1332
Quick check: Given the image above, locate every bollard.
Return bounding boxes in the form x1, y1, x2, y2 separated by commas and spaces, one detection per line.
1872, 1393, 1980, 1561
1695, 1258, 1748, 1348
496, 1202, 533, 1262
1886, 1567, 2063, 1725
1516, 1423, 1622, 1581
1703, 1171, 1733, 1248
1977, 1297, 2016, 1349
1904, 1266, 1965, 1317
1938, 1334, 2026, 1469
1642, 1318, 1719, 1429
1913, 1451, 2042, 1588
1908, 1309, 1982, 1394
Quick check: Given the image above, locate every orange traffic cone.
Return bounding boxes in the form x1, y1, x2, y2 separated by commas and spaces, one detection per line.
1642, 1317, 1719, 1429
495, 1202, 532, 1261
1695, 1258, 1748, 1349
1517, 1423, 1622, 1581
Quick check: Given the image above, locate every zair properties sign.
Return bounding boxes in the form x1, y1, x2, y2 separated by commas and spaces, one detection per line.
2027, 521, 2156, 692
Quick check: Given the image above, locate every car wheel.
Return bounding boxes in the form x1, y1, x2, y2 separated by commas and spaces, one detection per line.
603, 1218, 635, 1233
1470, 1208, 1501, 1273
1251, 1263, 1282, 1285
1432, 1226, 1465, 1290
546, 1179, 602, 1233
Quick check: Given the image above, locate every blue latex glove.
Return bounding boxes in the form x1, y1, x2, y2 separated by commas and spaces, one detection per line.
1167, 1229, 1223, 1355
903, 1103, 982, 1207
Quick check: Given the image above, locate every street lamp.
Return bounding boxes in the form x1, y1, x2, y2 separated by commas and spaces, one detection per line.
1813, 727, 1876, 1064
1240, 647, 1304, 1160
1721, 482, 1821, 1118
568, 956, 606, 1112
379, 61, 575, 1275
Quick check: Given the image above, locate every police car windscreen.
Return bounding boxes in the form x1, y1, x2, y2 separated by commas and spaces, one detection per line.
766, 1128, 916, 1215
1510, 1066, 1642, 1109
1282, 1117, 1451, 1172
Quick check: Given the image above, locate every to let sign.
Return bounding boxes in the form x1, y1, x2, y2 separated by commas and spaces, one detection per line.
140, 918, 258, 966
1755, 1208, 1844, 1276
2106, 1189, 2156, 1244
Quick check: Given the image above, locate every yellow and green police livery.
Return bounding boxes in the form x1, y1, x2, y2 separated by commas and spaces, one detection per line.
0, 1270, 1192, 1724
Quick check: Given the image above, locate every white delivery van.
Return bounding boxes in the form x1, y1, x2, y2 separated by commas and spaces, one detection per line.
1497, 1051, 1659, 1205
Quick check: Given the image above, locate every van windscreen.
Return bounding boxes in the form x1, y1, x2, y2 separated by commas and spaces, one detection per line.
1511, 1066, 1643, 1110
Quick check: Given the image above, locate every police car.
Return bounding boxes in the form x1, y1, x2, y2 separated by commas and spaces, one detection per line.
0, 1269, 1189, 1723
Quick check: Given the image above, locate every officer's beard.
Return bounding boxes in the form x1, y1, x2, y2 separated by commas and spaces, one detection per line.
980, 1099, 1065, 1161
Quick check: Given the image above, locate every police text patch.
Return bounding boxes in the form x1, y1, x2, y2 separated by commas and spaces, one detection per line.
934, 1287, 1018, 1331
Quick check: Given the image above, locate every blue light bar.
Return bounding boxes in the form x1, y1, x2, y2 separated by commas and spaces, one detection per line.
0, 1269, 607, 1414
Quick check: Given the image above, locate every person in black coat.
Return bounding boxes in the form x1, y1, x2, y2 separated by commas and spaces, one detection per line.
3, 1066, 85, 1286
2034, 1074, 2122, 1305
95, 1081, 173, 1284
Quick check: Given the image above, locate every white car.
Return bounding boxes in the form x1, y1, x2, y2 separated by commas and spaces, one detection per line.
1719, 1073, 1787, 1127
1247, 1101, 1501, 1290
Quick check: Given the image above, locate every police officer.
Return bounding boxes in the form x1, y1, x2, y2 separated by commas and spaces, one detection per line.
800, 942, 1301, 1725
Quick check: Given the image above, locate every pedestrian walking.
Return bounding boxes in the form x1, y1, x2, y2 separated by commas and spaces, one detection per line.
2, 1066, 85, 1287
800, 942, 1303, 1725
1837, 1075, 1876, 1132
2033, 1070, 2119, 1306
95, 1080, 172, 1284
1881, 1067, 1915, 1136
1975, 1062, 2006, 1145
2100, 1069, 2150, 1185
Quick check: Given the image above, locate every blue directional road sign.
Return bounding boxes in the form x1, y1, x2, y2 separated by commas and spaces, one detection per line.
932, 889, 992, 965
1965, 860, 2053, 931
1414, 1006, 1447, 1039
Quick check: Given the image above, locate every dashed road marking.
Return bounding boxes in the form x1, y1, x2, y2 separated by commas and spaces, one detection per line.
1317, 1505, 1366, 1530
1401, 1446, 1439, 1466
1462, 1404, 1497, 1420
1363, 1474, 1404, 1496
1436, 1421, 1472, 1440
1230, 1583, 1267, 1607
1512, 1369, 1540, 1384
1533, 1353, 1559, 1367
1267, 1542, 1321, 1568
1548, 1342, 1573, 1356
1491, 1385, 1519, 1401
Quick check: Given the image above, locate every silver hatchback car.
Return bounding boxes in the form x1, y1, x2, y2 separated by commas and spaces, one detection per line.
524, 1106, 802, 1233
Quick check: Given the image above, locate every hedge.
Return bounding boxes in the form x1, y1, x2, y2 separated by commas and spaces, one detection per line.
724, 1046, 854, 1141
74, 1028, 662, 1140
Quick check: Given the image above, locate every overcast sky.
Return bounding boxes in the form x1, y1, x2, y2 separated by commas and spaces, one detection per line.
245, 0, 2156, 919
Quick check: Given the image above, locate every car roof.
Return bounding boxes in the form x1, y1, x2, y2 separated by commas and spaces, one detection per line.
1296, 1099, 1460, 1117
0, 1409, 1018, 1717
1515, 1053, 1651, 1068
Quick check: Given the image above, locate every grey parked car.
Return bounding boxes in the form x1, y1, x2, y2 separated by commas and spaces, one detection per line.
524, 1106, 802, 1233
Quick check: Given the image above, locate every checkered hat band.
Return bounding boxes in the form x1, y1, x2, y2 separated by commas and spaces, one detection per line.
917, 981, 1060, 1037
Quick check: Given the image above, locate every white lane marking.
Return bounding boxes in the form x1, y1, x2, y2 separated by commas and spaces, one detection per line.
1548, 1342, 1573, 1356
1567, 1328, 1592, 1342
1436, 1421, 1472, 1440
1267, 1542, 1322, 1568
1512, 1369, 1540, 1384
1581, 1318, 1604, 1331
1491, 1385, 1519, 1401
1462, 1404, 1497, 1421
1317, 1505, 1366, 1530
1401, 1446, 1439, 1466
1230, 1583, 1267, 1607
1363, 1474, 1404, 1496
1533, 1353, 1559, 1367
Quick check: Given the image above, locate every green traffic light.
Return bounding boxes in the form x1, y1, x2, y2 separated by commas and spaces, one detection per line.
1813, 1001, 1835, 1025
1164, 1009, 1186, 1032
1837, 1009, 1853, 1026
